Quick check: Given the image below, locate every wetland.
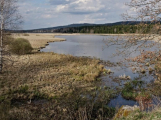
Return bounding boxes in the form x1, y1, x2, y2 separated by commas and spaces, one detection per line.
1, 33, 160, 119
41, 35, 158, 108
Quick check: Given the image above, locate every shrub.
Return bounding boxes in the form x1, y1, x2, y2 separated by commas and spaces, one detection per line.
3, 36, 14, 46
9, 38, 33, 55
121, 80, 145, 100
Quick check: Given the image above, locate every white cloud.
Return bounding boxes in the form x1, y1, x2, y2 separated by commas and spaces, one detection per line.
18, 0, 131, 29
79, 15, 95, 23
55, 0, 105, 14
41, 14, 53, 18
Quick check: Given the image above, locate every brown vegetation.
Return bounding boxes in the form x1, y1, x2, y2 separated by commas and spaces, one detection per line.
13, 33, 65, 51
0, 33, 116, 119
0, 52, 105, 99
1, 33, 106, 99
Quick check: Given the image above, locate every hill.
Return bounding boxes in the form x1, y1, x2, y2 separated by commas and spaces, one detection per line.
15, 21, 154, 33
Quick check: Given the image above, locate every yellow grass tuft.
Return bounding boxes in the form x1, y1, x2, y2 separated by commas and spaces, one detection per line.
1, 52, 104, 99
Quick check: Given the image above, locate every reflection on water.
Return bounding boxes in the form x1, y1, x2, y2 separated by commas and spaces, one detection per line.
41, 35, 143, 61
41, 35, 157, 108
41, 35, 156, 81
41, 35, 158, 61
108, 95, 139, 108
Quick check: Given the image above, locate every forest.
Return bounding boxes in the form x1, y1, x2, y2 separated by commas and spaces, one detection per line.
55, 24, 159, 34
23, 23, 159, 34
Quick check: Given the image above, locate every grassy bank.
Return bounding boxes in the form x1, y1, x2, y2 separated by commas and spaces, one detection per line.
1, 33, 108, 99
4, 33, 161, 119
13, 33, 65, 51
0, 33, 119, 119
115, 107, 161, 120
1, 52, 105, 99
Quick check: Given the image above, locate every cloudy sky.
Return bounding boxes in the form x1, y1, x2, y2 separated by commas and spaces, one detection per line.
18, 0, 130, 30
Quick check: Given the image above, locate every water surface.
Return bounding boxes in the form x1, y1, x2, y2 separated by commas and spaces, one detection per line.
41, 35, 158, 108
41, 35, 145, 62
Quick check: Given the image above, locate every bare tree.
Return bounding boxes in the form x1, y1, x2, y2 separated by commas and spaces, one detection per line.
123, 0, 161, 20
103, 0, 161, 111
125, 0, 161, 65
105, 0, 161, 68
0, 0, 22, 73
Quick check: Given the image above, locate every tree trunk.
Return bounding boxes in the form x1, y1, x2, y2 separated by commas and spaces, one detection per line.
0, 0, 4, 73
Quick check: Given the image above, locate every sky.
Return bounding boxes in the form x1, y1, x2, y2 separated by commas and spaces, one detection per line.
18, 0, 131, 30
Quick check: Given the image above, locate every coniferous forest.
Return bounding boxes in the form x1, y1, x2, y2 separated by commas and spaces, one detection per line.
21, 23, 159, 34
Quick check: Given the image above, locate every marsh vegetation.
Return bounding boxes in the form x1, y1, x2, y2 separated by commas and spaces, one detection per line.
0, 33, 160, 119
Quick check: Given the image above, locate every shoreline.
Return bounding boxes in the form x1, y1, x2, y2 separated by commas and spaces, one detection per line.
2, 33, 107, 103
13, 33, 66, 51
5, 33, 161, 119
13, 33, 161, 52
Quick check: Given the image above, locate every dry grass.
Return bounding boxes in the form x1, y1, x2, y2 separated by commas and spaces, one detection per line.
0, 33, 114, 119
147, 61, 161, 96
12, 33, 65, 51
0, 52, 110, 119
116, 107, 161, 120
0, 52, 105, 99
0, 33, 104, 99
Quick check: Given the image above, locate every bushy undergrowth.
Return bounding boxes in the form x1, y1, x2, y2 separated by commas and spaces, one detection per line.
121, 80, 146, 100
9, 38, 33, 55
150, 62, 161, 96
0, 84, 117, 120
116, 108, 161, 120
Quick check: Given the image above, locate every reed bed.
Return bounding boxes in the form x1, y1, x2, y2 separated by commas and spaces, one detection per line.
0, 52, 105, 100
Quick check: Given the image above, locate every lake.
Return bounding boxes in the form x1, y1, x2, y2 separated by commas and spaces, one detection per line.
41, 35, 158, 108
41, 35, 148, 61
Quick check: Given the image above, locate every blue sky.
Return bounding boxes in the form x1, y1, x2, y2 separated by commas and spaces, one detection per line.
18, 0, 130, 30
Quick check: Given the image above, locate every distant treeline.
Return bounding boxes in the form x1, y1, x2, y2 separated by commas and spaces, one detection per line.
16, 21, 161, 34
54, 24, 155, 34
